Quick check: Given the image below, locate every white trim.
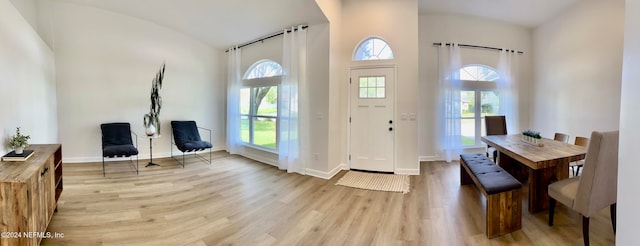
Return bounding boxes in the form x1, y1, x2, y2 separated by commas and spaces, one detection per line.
62, 146, 228, 164
241, 151, 278, 167
306, 163, 347, 180
419, 156, 439, 162
395, 168, 420, 175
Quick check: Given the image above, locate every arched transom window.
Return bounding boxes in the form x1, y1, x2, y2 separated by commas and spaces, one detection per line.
243, 59, 283, 79
353, 37, 394, 61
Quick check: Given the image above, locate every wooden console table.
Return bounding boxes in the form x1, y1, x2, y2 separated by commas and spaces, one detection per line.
0, 144, 63, 245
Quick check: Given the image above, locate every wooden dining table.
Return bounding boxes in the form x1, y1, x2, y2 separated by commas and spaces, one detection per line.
481, 134, 587, 214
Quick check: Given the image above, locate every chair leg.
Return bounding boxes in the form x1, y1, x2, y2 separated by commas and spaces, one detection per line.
102, 157, 106, 177
611, 203, 617, 234
549, 198, 556, 226
582, 216, 590, 246
576, 166, 582, 176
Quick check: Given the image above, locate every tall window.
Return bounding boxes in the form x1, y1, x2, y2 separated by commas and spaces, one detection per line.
241, 60, 281, 150
459, 64, 500, 146
353, 37, 394, 61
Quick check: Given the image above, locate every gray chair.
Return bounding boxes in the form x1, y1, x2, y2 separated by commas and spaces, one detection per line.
100, 123, 139, 176
484, 115, 507, 162
170, 121, 212, 167
548, 131, 618, 246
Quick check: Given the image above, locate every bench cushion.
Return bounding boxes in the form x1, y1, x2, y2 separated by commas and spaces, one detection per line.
460, 153, 522, 195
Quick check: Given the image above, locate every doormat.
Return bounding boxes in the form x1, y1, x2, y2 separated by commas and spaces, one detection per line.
335, 171, 410, 194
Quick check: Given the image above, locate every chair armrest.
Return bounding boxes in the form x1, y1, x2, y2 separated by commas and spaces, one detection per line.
130, 131, 138, 148
197, 126, 212, 143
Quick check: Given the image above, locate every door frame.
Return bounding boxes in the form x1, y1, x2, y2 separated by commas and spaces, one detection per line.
347, 65, 397, 173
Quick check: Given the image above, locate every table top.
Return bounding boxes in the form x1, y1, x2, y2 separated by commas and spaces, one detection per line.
482, 134, 586, 169
0, 144, 61, 182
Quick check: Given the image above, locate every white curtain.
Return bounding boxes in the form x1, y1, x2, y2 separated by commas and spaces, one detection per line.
497, 50, 519, 133
279, 26, 308, 174
436, 43, 462, 162
226, 47, 242, 154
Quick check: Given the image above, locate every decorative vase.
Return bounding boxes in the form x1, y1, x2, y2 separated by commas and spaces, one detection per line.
15, 147, 24, 155
145, 124, 157, 136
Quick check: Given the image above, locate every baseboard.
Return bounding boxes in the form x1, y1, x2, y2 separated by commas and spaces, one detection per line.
62, 147, 227, 164
241, 151, 278, 167
306, 163, 347, 180
419, 156, 439, 162
395, 168, 420, 175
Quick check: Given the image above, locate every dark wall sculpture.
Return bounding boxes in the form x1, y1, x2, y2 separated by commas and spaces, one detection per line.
144, 63, 165, 136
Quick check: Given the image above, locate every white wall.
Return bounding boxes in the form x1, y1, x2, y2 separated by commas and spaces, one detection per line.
315, 0, 344, 177
51, 2, 225, 162
0, 0, 58, 154
617, 0, 640, 243
531, 0, 624, 140
341, 0, 419, 174
418, 13, 533, 159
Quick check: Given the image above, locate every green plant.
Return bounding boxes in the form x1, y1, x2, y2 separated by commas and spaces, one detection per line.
8, 127, 30, 149
522, 130, 541, 139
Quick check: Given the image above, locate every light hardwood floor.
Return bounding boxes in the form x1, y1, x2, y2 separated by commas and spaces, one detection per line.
42, 152, 615, 245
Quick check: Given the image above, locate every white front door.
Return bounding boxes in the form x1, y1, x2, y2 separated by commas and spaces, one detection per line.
349, 67, 395, 172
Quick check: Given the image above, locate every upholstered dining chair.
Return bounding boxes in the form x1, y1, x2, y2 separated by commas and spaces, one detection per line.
548, 131, 618, 246
484, 115, 507, 162
171, 121, 213, 167
570, 136, 590, 176
100, 123, 139, 176
553, 132, 570, 143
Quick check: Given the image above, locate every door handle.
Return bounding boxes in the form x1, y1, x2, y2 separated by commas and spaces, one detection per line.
389, 120, 393, 124
389, 127, 393, 131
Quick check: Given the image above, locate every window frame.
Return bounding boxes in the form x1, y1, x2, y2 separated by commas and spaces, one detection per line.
352, 37, 395, 61
241, 60, 282, 153
458, 64, 499, 148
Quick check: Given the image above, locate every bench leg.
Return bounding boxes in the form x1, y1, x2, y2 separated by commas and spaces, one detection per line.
486, 189, 522, 238
460, 161, 473, 185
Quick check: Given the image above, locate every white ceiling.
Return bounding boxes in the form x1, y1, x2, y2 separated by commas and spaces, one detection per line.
54, 0, 582, 50
419, 0, 582, 27
57, 0, 328, 49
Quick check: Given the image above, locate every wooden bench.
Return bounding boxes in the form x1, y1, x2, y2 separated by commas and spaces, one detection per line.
460, 153, 523, 238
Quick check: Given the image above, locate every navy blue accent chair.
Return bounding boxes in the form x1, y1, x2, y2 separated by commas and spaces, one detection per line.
171, 121, 212, 167
101, 123, 139, 176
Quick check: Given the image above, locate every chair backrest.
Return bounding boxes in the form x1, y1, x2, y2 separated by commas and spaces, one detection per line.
554, 133, 569, 143
573, 130, 619, 217
574, 136, 589, 147
485, 116, 507, 136
171, 121, 202, 144
101, 123, 133, 146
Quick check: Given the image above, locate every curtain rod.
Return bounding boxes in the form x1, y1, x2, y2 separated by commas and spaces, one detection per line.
433, 42, 524, 54
226, 25, 308, 53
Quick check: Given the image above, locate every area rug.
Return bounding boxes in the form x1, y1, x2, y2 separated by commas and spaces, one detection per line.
335, 171, 410, 194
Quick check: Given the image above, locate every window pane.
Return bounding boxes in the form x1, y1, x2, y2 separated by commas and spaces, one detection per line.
255, 86, 278, 117
243, 60, 283, 79
377, 88, 385, 98
481, 91, 499, 116
241, 115, 250, 143
359, 78, 367, 87
240, 88, 250, 115
461, 91, 475, 117
367, 77, 376, 87
458, 64, 499, 82
353, 37, 394, 60
461, 118, 475, 146
376, 77, 385, 87
253, 117, 276, 148
368, 88, 376, 97
360, 88, 367, 98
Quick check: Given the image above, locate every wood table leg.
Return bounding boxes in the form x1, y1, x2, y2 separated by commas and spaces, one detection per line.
528, 161, 569, 213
